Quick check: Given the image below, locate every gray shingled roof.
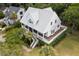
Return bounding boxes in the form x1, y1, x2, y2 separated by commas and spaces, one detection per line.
5, 6, 20, 17
20, 7, 56, 33
9, 6, 20, 13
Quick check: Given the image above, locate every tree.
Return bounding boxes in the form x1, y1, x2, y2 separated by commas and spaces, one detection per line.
32, 3, 70, 15
23, 31, 33, 47
61, 4, 79, 32
51, 4, 70, 15
0, 11, 5, 19
0, 28, 25, 56
10, 12, 17, 20
39, 45, 55, 56
19, 3, 70, 15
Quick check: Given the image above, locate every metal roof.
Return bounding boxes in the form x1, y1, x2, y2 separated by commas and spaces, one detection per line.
9, 6, 20, 13
20, 7, 57, 33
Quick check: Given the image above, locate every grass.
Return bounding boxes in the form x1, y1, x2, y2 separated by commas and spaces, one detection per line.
54, 31, 79, 56
1, 25, 79, 56
23, 31, 79, 56
22, 48, 40, 56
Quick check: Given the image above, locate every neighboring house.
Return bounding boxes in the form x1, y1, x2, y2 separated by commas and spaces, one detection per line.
0, 7, 7, 13
4, 6, 25, 20
0, 6, 25, 26
21, 7, 67, 48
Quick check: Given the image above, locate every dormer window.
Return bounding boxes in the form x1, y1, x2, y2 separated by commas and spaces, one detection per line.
28, 19, 33, 24
51, 22, 52, 25
51, 30, 55, 34
20, 11, 23, 15
57, 25, 59, 28
36, 20, 39, 25
55, 20, 57, 23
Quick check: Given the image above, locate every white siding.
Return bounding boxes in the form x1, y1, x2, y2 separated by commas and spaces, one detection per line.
17, 8, 25, 20
44, 12, 61, 37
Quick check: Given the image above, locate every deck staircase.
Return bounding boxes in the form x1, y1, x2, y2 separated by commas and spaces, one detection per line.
30, 35, 39, 48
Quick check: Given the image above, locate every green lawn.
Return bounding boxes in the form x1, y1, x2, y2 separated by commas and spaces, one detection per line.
1, 27, 79, 56
54, 31, 79, 56
21, 31, 79, 56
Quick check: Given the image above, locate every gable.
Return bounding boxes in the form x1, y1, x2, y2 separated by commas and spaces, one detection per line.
29, 11, 39, 25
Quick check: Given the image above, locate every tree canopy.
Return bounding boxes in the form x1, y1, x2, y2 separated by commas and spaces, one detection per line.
61, 4, 79, 32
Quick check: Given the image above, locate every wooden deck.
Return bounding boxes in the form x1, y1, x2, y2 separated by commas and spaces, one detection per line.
44, 27, 64, 41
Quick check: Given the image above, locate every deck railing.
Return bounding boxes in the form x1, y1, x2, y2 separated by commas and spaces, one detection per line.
22, 25, 67, 44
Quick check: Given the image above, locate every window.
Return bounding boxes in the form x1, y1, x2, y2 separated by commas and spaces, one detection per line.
20, 11, 23, 15
36, 20, 39, 24
29, 27, 32, 32
25, 25, 28, 28
20, 16, 22, 19
44, 32, 48, 36
38, 32, 43, 36
51, 30, 55, 34
55, 20, 57, 23
51, 22, 52, 25
29, 19, 33, 24
34, 29, 37, 33
57, 25, 59, 28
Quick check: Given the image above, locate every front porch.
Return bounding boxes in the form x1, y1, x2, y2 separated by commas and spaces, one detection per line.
22, 24, 67, 44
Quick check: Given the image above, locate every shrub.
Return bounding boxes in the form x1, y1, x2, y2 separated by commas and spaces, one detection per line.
0, 22, 6, 28
39, 45, 55, 56
50, 30, 67, 46
0, 28, 25, 55
0, 43, 23, 56
0, 11, 5, 19
10, 12, 17, 20
4, 21, 21, 32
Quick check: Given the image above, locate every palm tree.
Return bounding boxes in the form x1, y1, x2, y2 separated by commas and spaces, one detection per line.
10, 12, 17, 20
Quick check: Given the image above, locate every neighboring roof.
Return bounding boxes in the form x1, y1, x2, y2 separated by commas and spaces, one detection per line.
9, 6, 20, 13
5, 6, 21, 17
20, 7, 58, 33
0, 7, 6, 11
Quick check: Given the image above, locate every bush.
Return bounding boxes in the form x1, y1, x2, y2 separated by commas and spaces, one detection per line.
4, 21, 21, 32
0, 28, 25, 55
39, 45, 55, 56
0, 43, 23, 56
0, 11, 5, 19
50, 30, 67, 46
5, 28, 24, 44
10, 12, 17, 20
0, 22, 6, 28
0, 26, 34, 55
